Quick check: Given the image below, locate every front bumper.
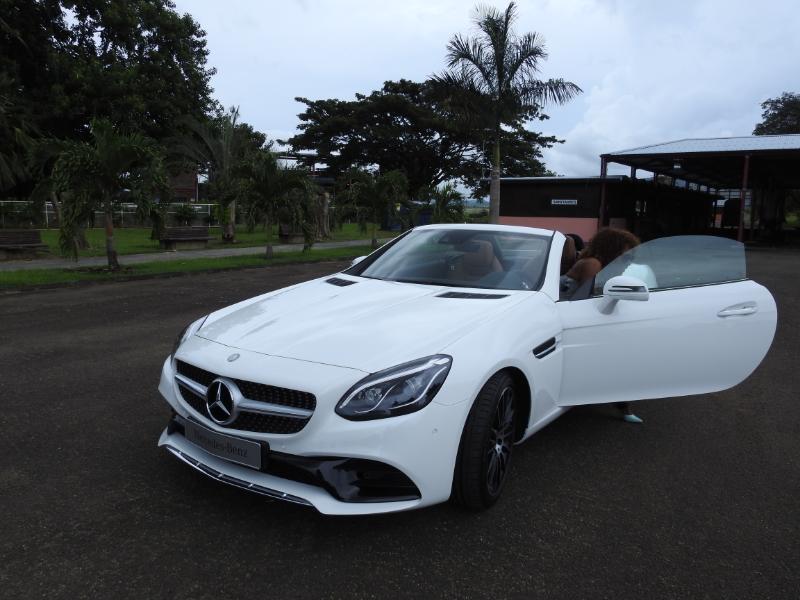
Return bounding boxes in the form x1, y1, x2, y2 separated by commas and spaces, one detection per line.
157, 342, 471, 515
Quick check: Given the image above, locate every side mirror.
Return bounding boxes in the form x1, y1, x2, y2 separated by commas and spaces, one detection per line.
350, 255, 367, 267
603, 275, 650, 301
599, 275, 649, 314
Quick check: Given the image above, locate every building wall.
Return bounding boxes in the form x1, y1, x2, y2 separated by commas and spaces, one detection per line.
499, 178, 716, 241
498, 216, 599, 240
499, 179, 606, 240
499, 180, 601, 219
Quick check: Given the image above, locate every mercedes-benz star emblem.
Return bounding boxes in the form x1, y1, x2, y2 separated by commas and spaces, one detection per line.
205, 378, 239, 425
227, 353, 240, 362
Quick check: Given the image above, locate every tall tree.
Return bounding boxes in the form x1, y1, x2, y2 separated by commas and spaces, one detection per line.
753, 92, 800, 135
460, 117, 559, 197
433, 2, 581, 223
57, 0, 216, 142
51, 118, 164, 268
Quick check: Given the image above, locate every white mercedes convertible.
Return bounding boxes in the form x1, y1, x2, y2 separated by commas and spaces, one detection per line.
158, 224, 776, 514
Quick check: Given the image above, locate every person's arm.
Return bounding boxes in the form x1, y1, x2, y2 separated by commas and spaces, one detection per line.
566, 257, 602, 283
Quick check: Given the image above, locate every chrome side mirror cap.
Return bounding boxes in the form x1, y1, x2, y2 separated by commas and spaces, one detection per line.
604, 275, 650, 301
599, 275, 649, 314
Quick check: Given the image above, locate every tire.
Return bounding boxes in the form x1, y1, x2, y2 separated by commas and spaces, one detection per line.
452, 371, 517, 510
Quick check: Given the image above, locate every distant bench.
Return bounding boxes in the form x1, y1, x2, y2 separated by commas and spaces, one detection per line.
159, 226, 212, 250
0, 230, 48, 260
278, 223, 304, 244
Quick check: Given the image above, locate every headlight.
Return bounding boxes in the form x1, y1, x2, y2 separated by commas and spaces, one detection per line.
171, 315, 208, 357
336, 355, 452, 421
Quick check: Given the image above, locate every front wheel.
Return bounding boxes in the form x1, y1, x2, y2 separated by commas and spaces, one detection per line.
452, 371, 516, 510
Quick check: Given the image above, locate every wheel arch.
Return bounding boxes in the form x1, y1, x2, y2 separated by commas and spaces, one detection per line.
498, 366, 531, 443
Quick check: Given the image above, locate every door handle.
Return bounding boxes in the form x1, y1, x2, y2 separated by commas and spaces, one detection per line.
717, 303, 757, 317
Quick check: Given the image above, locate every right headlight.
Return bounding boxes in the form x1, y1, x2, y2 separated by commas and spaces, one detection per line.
171, 315, 208, 358
336, 355, 452, 421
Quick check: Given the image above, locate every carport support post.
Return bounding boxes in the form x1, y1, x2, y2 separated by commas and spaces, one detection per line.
738, 154, 751, 242
599, 157, 608, 230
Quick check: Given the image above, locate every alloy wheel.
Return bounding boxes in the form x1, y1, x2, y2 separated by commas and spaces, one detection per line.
486, 386, 515, 496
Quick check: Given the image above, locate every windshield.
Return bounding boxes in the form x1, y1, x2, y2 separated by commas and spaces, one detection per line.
346, 228, 552, 291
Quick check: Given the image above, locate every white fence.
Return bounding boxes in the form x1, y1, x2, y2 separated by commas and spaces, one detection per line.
0, 200, 221, 228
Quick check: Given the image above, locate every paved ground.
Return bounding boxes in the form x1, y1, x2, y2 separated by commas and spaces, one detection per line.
0, 238, 382, 271
1, 251, 798, 599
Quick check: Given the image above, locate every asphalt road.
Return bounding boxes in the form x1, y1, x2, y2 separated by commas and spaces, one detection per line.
1, 252, 798, 599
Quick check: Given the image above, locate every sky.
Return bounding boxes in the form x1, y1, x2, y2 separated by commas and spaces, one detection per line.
173, 0, 800, 177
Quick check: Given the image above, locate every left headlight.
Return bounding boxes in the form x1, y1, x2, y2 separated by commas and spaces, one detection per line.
336, 355, 452, 421
171, 315, 208, 358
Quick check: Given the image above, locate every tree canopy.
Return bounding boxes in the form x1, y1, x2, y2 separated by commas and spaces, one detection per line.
286, 78, 561, 199
0, 0, 216, 199
753, 92, 800, 135
286, 80, 471, 198
1, 0, 215, 143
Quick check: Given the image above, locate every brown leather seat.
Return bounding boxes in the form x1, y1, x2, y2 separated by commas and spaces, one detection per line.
461, 240, 502, 279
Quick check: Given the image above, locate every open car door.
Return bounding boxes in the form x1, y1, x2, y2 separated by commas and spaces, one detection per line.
556, 236, 776, 406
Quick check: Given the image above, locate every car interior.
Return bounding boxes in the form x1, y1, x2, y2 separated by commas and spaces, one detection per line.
379, 231, 550, 291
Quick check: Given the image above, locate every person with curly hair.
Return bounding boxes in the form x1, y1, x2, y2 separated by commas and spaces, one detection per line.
560, 227, 644, 424
566, 227, 640, 286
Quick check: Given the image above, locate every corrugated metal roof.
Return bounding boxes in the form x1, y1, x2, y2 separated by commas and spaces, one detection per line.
499, 176, 627, 182
606, 134, 800, 156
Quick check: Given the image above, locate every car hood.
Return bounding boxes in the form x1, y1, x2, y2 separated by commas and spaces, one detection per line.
197, 275, 531, 372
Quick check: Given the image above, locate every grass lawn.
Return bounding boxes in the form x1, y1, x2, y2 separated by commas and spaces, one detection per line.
37, 223, 397, 258
0, 245, 372, 289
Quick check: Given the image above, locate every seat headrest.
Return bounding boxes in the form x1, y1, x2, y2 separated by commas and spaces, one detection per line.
462, 240, 495, 274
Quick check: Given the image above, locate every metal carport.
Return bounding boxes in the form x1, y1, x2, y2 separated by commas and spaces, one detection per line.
600, 135, 800, 241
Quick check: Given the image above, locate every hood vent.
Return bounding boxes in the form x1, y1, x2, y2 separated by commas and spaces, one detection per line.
326, 277, 357, 287
437, 291, 509, 300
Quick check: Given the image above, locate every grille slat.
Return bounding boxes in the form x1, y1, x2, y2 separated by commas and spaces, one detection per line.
175, 360, 315, 434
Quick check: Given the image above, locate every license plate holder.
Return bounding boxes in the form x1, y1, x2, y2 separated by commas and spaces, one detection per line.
183, 419, 263, 470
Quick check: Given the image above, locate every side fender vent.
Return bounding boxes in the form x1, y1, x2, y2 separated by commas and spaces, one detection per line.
437, 291, 509, 300
533, 337, 557, 359
326, 277, 357, 287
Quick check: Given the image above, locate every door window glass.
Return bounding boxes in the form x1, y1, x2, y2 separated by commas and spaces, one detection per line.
593, 235, 746, 294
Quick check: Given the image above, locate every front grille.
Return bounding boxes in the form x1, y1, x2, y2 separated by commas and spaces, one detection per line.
236, 380, 316, 411
175, 360, 315, 434
176, 360, 316, 411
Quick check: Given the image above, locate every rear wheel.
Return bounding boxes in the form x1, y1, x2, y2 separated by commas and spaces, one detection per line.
452, 371, 516, 509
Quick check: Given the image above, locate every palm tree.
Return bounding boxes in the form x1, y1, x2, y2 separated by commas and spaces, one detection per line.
434, 2, 581, 223
174, 106, 251, 242
51, 118, 163, 269
338, 169, 409, 248
429, 183, 465, 223
244, 150, 311, 257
